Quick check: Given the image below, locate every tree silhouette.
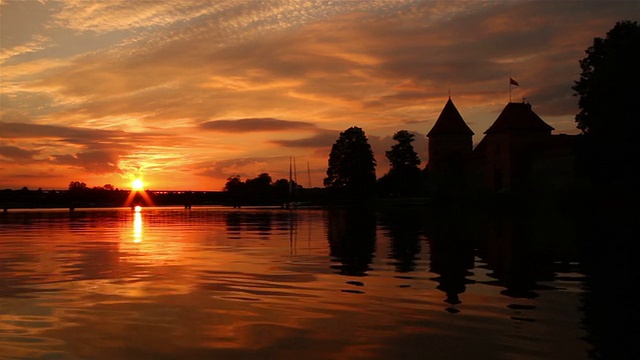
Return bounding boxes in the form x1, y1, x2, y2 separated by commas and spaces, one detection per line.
273, 178, 300, 200
245, 173, 272, 196
324, 126, 377, 198
223, 173, 303, 205
68, 181, 88, 192
574, 21, 640, 135
224, 175, 244, 193
386, 130, 420, 169
380, 130, 421, 196
223, 175, 245, 205
573, 21, 640, 187
228, 173, 273, 201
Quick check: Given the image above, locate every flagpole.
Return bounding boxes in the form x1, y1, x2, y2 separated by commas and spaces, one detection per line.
508, 77, 520, 103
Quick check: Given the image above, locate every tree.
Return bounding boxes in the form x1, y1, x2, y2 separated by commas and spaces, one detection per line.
573, 20, 640, 135
273, 178, 301, 200
573, 21, 640, 187
245, 173, 272, 192
223, 175, 245, 205
324, 126, 377, 198
386, 130, 421, 171
68, 181, 87, 192
224, 175, 244, 193
380, 130, 421, 196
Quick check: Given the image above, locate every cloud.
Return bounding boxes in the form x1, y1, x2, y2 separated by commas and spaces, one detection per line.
0, 0, 53, 62
0, 35, 51, 64
11, 0, 625, 134
0, 122, 128, 173
524, 83, 578, 117
50, 1, 216, 33
270, 130, 339, 148
51, 150, 123, 174
200, 118, 317, 133
195, 157, 279, 179
0, 121, 196, 176
0, 172, 60, 179
0, 121, 189, 147
0, 145, 39, 160
1, 121, 121, 141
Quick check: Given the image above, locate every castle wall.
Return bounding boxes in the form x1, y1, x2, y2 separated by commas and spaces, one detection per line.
482, 130, 553, 192
427, 134, 473, 173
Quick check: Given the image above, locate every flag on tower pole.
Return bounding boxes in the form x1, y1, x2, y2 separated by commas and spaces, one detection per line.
509, 77, 519, 102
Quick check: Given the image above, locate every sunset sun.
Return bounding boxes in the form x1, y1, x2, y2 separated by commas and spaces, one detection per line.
131, 179, 144, 191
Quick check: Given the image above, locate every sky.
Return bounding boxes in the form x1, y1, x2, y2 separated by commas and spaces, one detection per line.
1, 0, 638, 191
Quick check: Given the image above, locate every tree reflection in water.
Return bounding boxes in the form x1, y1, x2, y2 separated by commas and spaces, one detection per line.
326, 207, 376, 278
378, 207, 425, 273
580, 205, 640, 359
426, 208, 476, 312
224, 211, 275, 241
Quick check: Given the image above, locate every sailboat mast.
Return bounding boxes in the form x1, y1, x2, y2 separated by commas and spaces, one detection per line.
289, 156, 293, 195
293, 157, 298, 185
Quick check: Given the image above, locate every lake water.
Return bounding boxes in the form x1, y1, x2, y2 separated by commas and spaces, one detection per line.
0, 206, 609, 359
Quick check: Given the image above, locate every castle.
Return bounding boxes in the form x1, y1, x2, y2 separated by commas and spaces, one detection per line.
426, 99, 580, 195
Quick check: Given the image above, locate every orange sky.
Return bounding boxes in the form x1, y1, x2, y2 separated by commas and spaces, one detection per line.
1, 1, 638, 190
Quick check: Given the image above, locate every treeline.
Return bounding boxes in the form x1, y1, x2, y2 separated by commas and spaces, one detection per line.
220, 128, 428, 205
1, 182, 227, 209
1, 177, 310, 209
1, 183, 130, 209
222, 173, 319, 206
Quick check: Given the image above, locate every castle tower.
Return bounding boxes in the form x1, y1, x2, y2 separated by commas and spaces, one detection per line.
426, 98, 474, 173
480, 102, 554, 191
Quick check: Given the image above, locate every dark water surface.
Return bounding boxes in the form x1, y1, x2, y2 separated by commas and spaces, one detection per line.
0, 206, 599, 359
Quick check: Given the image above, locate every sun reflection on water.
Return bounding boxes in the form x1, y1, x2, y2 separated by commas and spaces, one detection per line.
133, 206, 143, 243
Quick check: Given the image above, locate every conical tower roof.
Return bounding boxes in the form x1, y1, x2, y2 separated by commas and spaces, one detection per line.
427, 98, 474, 137
484, 102, 554, 134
